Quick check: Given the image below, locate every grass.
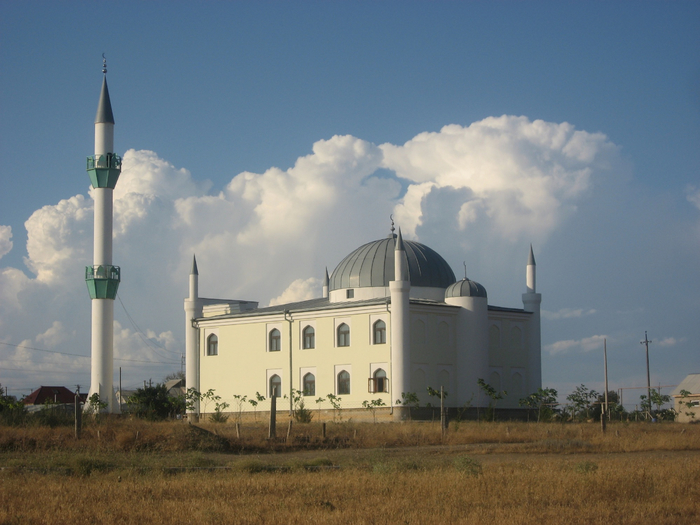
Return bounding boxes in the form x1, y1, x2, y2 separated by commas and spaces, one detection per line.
1, 420, 699, 523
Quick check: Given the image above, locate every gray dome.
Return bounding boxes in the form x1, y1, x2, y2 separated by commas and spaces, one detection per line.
445, 279, 487, 299
329, 236, 456, 291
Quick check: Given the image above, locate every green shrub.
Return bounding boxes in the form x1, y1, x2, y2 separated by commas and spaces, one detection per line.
454, 455, 482, 477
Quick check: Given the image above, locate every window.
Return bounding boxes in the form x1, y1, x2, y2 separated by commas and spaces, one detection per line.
269, 329, 281, 352
303, 373, 316, 396
337, 323, 350, 347
269, 374, 282, 398
373, 320, 386, 345
302, 326, 315, 349
337, 370, 350, 395
207, 334, 218, 356
369, 368, 388, 393
346, 289, 354, 299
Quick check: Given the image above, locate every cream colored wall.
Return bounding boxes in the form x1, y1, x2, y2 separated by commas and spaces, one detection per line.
198, 306, 392, 413
487, 312, 531, 408
409, 308, 457, 406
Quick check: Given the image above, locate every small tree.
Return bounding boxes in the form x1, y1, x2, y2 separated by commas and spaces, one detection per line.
519, 388, 558, 422
86, 393, 108, 419
248, 391, 265, 422
288, 389, 313, 423
210, 400, 230, 423
362, 398, 386, 423
326, 393, 342, 422
395, 392, 420, 420
566, 384, 599, 421
0, 384, 26, 426
677, 390, 697, 422
127, 384, 180, 421
231, 394, 248, 424
477, 379, 506, 422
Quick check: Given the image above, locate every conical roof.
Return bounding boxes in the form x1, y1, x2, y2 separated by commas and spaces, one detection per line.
95, 76, 115, 124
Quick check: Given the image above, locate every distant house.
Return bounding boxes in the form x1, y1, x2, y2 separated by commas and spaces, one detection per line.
23, 386, 78, 406
672, 374, 700, 423
165, 378, 186, 398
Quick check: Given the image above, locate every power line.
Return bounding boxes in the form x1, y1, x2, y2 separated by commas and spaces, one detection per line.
0, 341, 179, 365
116, 293, 182, 358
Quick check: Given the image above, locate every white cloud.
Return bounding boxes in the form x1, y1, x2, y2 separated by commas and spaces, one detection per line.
35, 321, 71, 349
545, 335, 607, 355
0, 225, 12, 259
686, 186, 700, 211
658, 337, 686, 347
0, 117, 626, 392
542, 308, 597, 320
269, 278, 321, 306
381, 117, 618, 240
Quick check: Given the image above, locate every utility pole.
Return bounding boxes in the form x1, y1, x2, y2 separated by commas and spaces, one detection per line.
603, 338, 609, 420
641, 331, 652, 420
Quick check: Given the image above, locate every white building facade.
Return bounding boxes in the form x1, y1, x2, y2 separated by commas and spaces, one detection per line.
185, 228, 542, 419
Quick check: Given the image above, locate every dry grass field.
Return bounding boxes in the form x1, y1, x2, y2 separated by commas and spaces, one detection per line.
1, 420, 699, 524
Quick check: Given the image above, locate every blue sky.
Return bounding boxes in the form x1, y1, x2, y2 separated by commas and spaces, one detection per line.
1, 1, 699, 406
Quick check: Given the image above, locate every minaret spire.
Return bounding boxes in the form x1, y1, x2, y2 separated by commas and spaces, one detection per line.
322, 267, 329, 298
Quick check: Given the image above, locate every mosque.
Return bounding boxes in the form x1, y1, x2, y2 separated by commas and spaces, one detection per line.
83, 60, 542, 419
184, 226, 542, 419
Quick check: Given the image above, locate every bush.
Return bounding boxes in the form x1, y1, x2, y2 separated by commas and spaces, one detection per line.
454, 455, 482, 477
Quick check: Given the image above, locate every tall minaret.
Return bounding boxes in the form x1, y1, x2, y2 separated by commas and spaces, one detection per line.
390, 228, 411, 420
522, 245, 542, 394
184, 255, 202, 419
85, 56, 121, 413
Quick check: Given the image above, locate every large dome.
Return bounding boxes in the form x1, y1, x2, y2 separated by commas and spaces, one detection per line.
329, 236, 456, 291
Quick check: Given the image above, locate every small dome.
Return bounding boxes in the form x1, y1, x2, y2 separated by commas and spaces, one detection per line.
445, 278, 487, 299
329, 236, 456, 290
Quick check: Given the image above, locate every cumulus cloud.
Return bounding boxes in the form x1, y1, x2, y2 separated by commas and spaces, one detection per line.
542, 308, 597, 320
269, 278, 322, 306
545, 335, 607, 355
0, 116, 624, 391
381, 117, 618, 240
0, 226, 12, 259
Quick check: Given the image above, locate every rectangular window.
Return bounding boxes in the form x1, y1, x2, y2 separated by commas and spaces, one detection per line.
346, 289, 354, 299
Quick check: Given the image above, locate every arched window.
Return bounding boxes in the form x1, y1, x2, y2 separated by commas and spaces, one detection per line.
207, 334, 218, 356
373, 320, 386, 345
489, 371, 501, 393
512, 372, 523, 394
337, 370, 350, 395
303, 373, 316, 396
369, 368, 388, 393
438, 369, 450, 391
269, 329, 281, 352
269, 374, 282, 398
510, 326, 523, 350
302, 326, 315, 349
337, 323, 350, 347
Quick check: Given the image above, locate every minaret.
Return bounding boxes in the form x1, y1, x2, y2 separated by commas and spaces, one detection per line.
522, 244, 542, 394
390, 228, 411, 420
184, 255, 202, 419
322, 268, 329, 299
85, 56, 121, 413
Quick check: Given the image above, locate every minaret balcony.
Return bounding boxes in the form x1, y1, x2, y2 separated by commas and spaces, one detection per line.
86, 153, 121, 189
85, 265, 120, 300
